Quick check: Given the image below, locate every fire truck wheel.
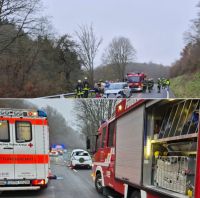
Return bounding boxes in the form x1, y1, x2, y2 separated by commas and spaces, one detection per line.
95, 174, 103, 194
130, 191, 141, 198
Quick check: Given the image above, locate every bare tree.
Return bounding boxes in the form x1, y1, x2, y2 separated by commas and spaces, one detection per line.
75, 24, 102, 85
0, 0, 42, 52
102, 37, 136, 80
74, 99, 118, 150
184, 2, 200, 44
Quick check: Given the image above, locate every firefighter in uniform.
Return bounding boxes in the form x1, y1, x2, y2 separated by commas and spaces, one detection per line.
83, 77, 90, 98
142, 80, 147, 93
157, 78, 161, 93
147, 78, 154, 93
161, 78, 166, 89
75, 80, 84, 98
166, 79, 170, 91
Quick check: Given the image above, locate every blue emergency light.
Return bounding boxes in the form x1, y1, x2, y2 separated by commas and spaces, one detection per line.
37, 110, 47, 117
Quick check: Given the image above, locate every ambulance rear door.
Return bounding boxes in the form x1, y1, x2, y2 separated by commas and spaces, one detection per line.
13, 120, 37, 180
0, 119, 14, 180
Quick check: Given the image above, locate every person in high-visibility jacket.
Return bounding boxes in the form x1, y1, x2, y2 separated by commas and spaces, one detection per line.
166, 79, 170, 91
83, 77, 90, 98
75, 80, 84, 98
157, 78, 161, 93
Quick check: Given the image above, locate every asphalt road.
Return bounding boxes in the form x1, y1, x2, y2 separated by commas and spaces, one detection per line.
0, 155, 104, 198
131, 85, 175, 98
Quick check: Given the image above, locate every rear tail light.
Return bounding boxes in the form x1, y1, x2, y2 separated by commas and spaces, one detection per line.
31, 179, 46, 186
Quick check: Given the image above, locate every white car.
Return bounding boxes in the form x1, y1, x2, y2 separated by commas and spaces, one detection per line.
103, 82, 131, 98
70, 149, 92, 169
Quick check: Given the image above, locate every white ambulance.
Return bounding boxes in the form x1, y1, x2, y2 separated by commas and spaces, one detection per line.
0, 109, 49, 191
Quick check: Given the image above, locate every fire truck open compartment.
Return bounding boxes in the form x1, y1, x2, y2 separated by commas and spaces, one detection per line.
115, 103, 145, 186
143, 100, 199, 197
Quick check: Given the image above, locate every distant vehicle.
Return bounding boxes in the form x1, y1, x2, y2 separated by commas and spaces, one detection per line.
51, 144, 66, 155
103, 82, 131, 98
127, 72, 146, 92
70, 149, 92, 169
49, 150, 59, 157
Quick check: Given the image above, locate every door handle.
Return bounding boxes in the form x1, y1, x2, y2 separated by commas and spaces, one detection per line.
3, 147, 13, 150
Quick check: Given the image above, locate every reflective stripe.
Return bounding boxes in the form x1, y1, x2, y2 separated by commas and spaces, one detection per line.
0, 154, 49, 164
93, 162, 109, 167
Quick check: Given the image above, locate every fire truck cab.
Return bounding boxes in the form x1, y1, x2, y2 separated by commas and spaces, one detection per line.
0, 109, 49, 191
92, 99, 200, 198
127, 73, 146, 92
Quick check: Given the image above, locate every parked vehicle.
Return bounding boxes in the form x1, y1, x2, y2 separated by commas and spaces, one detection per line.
50, 144, 66, 155
90, 99, 200, 198
127, 72, 146, 92
103, 82, 131, 98
49, 150, 59, 157
0, 109, 49, 191
70, 149, 92, 169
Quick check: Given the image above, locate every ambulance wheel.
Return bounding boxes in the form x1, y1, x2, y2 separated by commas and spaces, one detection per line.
130, 191, 141, 198
95, 173, 103, 194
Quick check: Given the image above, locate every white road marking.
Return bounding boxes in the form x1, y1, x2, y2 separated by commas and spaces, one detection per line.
167, 90, 169, 99
73, 169, 78, 173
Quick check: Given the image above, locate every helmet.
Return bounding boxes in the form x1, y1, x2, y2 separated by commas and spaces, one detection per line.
78, 80, 81, 83
154, 151, 160, 158
84, 77, 88, 80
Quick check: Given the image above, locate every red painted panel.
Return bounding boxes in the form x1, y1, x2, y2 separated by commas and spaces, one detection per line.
0, 118, 48, 125
0, 154, 49, 164
147, 193, 159, 198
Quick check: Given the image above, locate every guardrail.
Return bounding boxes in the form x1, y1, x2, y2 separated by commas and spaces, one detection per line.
37, 90, 96, 99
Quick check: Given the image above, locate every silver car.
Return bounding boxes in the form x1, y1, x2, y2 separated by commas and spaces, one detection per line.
103, 82, 131, 98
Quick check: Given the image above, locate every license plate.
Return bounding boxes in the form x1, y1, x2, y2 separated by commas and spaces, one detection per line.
6, 180, 30, 185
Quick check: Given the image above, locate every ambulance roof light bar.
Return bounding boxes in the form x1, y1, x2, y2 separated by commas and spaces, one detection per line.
0, 109, 47, 118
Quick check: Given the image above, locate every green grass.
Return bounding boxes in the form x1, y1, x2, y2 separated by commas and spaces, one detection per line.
170, 72, 200, 98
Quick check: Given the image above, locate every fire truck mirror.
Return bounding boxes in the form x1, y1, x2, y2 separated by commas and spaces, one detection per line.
86, 138, 91, 150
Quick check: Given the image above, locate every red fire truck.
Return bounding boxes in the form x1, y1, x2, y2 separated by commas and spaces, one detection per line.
0, 109, 50, 191
91, 99, 200, 198
127, 73, 146, 92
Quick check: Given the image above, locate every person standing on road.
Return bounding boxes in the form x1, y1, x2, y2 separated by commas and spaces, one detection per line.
161, 78, 166, 89
157, 78, 161, 93
142, 80, 147, 93
147, 79, 154, 93
83, 77, 90, 98
166, 79, 170, 91
75, 80, 84, 98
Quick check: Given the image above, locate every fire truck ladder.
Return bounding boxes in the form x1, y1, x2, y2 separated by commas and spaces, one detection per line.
157, 99, 199, 142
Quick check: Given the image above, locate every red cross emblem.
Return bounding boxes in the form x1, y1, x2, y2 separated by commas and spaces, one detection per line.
28, 143, 33, 148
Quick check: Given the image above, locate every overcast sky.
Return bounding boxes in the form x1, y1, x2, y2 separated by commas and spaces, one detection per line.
42, 0, 199, 66
30, 98, 79, 131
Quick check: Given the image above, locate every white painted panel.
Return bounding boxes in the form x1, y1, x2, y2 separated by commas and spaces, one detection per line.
115, 105, 144, 185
